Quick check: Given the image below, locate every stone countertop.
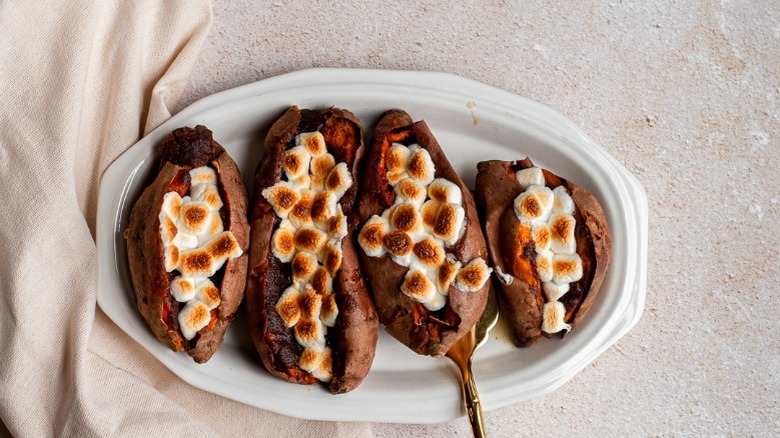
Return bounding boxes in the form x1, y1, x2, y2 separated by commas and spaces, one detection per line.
178, 1, 779, 435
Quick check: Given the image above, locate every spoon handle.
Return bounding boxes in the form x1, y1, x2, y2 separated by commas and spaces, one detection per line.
462, 360, 486, 438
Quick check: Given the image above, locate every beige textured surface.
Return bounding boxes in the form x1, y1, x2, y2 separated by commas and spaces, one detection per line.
178, 1, 779, 435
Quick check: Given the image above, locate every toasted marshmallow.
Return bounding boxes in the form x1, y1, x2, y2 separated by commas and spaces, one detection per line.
527, 185, 554, 213
179, 248, 215, 277
311, 191, 338, 230
282, 145, 312, 179
514, 188, 552, 224
535, 250, 553, 282
164, 245, 180, 272
195, 279, 221, 310
548, 213, 577, 255
170, 277, 196, 302
198, 212, 224, 245
292, 251, 318, 284
327, 206, 348, 240
190, 184, 223, 211
294, 226, 327, 254
178, 201, 211, 235
552, 186, 575, 215
288, 173, 311, 192
262, 181, 301, 219
325, 162, 353, 200
310, 175, 325, 191
299, 347, 325, 373
394, 178, 427, 207
172, 231, 199, 251
294, 317, 326, 350
383, 230, 413, 266
178, 300, 211, 340
189, 166, 217, 186
406, 146, 435, 185
494, 265, 514, 285
310, 153, 336, 177
420, 200, 441, 233
204, 231, 242, 267
288, 190, 314, 228
310, 268, 332, 295
321, 240, 343, 276
437, 260, 461, 295
412, 238, 445, 269
386, 143, 411, 172
312, 346, 333, 381
275, 286, 302, 328
428, 178, 462, 205
543, 281, 570, 302
541, 301, 571, 334
531, 222, 551, 253
386, 170, 410, 186
161, 191, 182, 219
320, 293, 339, 327
552, 253, 583, 284
515, 167, 545, 189
358, 215, 389, 257
401, 269, 436, 303
433, 203, 465, 246
454, 258, 492, 292
271, 222, 296, 263
391, 203, 423, 235
424, 292, 447, 311
297, 131, 327, 157
298, 288, 323, 319
160, 214, 178, 247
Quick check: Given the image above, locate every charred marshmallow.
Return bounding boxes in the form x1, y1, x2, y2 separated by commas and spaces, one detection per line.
264, 131, 353, 382
512, 166, 582, 334
358, 143, 491, 312
159, 166, 243, 341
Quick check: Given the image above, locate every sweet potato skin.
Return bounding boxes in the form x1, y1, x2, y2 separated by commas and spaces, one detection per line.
126, 125, 249, 363
356, 110, 489, 357
475, 158, 611, 347
245, 106, 378, 393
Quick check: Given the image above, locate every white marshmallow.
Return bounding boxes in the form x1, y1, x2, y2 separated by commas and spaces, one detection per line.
386, 170, 410, 186
548, 213, 577, 255
526, 185, 554, 215
406, 146, 435, 185
310, 153, 336, 178
299, 347, 325, 374
171, 277, 196, 302
325, 162, 353, 201
172, 231, 199, 251
552, 253, 584, 284
194, 278, 221, 310
424, 291, 447, 311
178, 300, 211, 340
271, 220, 296, 263
282, 145, 312, 179
515, 167, 545, 189
541, 301, 571, 334
531, 222, 551, 253
394, 178, 427, 208
159, 213, 178, 247
189, 166, 217, 186
494, 265, 514, 285
196, 211, 223, 246
319, 293, 339, 328
177, 201, 212, 235
262, 181, 301, 219
427, 178, 462, 205
190, 184, 223, 211
161, 191, 182, 219
288, 173, 311, 192
420, 200, 441, 233
543, 281, 570, 302
312, 346, 333, 382
535, 250, 554, 283
296, 131, 327, 157
552, 186, 575, 215
327, 205, 348, 240
514, 189, 552, 224
358, 215, 389, 257
294, 317, 326, 351
275, 286, 302, 328
386, 143, 411, 172
164, 246, 180, 273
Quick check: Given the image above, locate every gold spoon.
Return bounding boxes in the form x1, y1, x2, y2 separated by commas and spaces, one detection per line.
446, 287, 500, 438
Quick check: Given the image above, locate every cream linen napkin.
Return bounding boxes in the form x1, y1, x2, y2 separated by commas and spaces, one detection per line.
0, 2, 372, 436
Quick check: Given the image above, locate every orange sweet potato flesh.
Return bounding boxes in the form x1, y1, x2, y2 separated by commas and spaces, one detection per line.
356, 109, 489, 357
125, 125, 249, 363
245, 106, 378, 394
475, 158, 610, 346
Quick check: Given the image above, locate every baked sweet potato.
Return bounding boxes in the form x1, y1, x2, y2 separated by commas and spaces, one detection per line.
355, 109, 491, 357
475, 158, 610, 346
125, 125, 249, 363
246, 106, 378, 394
